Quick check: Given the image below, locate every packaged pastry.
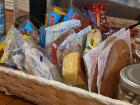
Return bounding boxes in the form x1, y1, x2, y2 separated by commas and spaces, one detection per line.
57, 26, 92, 66
83, 28, 126, 92
97, 30, 132, 98
45, 19, 81, 46
45, 30, 75, 65
99, 39, 130, 98
62, 52, 87, 86
84, 29, 102, 53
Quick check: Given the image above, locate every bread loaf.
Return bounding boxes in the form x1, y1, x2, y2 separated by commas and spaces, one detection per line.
100, 39, 130, 98
62, 52, 86, 86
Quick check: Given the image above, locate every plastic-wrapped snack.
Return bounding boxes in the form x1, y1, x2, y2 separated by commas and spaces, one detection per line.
84, 29, 102, 53
62, 52, 87, 87
63, 8, 78, 21
24, 48, 61, 81
57, 26, 92, 66
0, 26, 24, 65
45, 19, 81, 46
12, 54, 24, 71
39, 26, 45, 48
48, 11, 62, 26
18, 20, 40, 43
45, 30, 75, 65
53, 7, 66, 16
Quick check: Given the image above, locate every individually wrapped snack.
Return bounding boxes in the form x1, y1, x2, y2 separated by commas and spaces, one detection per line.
63, 8, 77, 21
48, 11, 62, 26
84, 29, 102, 53
98, 39, 130, 98
0, 26, 24, 65
96, 30, 132, 98
84, 28, 127, 92
39, 26, 45, 48
87, 10, 97, 27
83, 47, 98, 91
45, 19, 81, 46
24, 48, 54, 80
53, 7, 66, 16
12, 54, 24, 71
63, 7, 89, 28
57, 26, 92, 66
18, 20, 40, 43
46, 30, 75, 65
62, 52, 87, 87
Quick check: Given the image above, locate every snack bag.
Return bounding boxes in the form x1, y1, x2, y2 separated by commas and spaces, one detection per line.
63, 8, 77, 21
18, 20, 40, 43
48, 11, 62, 26
12, 54, 24, 71
0, 26, 24, 65
39, 26, 46, 48
53, 7, 66, 16
84, 29, 102, 53
83, 47, 98, 91
25, 48, 54, 80
45, 19, 81, 46
45, 30, 75, 65
57, 26, 92, 66
84, 28, 126, 91
98, 38, 130, 98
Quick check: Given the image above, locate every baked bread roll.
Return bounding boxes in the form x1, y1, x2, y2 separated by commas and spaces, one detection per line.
62, 52, 86, 86
100, 39, 130, 98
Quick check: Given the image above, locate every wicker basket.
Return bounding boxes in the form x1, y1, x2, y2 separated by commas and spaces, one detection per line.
1, 17, 137, 105
0, 66, 132, 105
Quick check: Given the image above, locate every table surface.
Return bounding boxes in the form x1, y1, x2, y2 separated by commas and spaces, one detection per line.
0, 92, 34, 105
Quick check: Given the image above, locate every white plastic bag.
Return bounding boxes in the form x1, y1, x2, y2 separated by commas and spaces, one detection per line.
24, 48, 54, 80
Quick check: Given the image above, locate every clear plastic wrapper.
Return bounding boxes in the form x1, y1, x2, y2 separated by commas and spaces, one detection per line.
18, 20, 40, 43
45, 30, 75, 65
83, 28, 127, 92
62, 52, 87, 87
0, 26, 24, 65
45, 19, 81, 46
12, 54, 24, 71
57, 26, 92, 66
84, 29, 102, 53
24, 48, 61, 81
97, 30, 132, 98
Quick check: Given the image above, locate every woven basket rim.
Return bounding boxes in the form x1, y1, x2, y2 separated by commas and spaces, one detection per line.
0, 66, 132, 105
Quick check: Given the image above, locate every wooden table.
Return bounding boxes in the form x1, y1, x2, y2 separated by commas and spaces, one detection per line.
0, 92, 34, 105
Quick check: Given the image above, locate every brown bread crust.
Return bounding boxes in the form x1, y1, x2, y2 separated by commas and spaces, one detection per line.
91, 36, 117, 92
100, 39, 130, 98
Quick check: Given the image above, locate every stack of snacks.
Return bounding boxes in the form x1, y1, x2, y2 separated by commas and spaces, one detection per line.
0, 3, 138, 101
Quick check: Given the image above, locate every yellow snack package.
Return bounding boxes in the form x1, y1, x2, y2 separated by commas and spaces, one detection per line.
84, 29, 102, 53
53, 7, 66, 16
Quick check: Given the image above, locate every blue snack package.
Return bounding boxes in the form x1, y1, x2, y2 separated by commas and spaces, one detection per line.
87, 10, 97, 27
39, 26, 45, 48
48, 11, 62, 26
24, 21, 33, 33
63, 8, 76, 21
